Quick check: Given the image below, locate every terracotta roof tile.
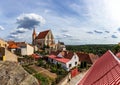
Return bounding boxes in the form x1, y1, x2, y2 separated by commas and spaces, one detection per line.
89, 53, 99, 63
8, 41, 19, 49
8, 44, 18, 49
64, 51, 74, 59
36, 30, 50, 39
78, 50, 120, 85
76, 52, 92, 64
48, 55, 70, 64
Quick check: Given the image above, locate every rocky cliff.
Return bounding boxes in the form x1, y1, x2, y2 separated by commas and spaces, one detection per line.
0, 61, 39, 85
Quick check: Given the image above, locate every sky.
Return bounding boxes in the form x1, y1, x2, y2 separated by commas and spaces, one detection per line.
0, 0, 120, 45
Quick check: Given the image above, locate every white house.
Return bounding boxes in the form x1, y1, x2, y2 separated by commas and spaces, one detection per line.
48, 51, 79, 71
16, 42, 34, 56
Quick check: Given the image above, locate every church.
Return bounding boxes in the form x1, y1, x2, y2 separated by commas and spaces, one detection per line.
32, 28, 55, 49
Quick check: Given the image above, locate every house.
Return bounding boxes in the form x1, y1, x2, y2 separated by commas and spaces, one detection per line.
48, 51, 79, 71
32, 29, 55, 49
0, 39, 8, 60
16, 42, 34, 56
76, 52, 98, 65
0, 39, 18, 62
8, 41, 34, 56
77, 50, 120, 85
7, 41, 18, 53
0, 38, 8, 48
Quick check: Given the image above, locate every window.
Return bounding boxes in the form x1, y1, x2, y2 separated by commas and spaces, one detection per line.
51, 59, 53, 62
74, 56, 76, 59
75, 62, 77, 65
69, 64, 71, 68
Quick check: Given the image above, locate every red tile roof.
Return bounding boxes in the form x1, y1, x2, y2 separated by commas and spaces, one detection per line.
89, 53, 99, 63
78, 50, 120, 85
64, 51, 74, 59
36, 30, 50, 39
32, 54, 41, 59
50, 51, 74, 59
76, 52, 92, 64
8, 44, 18, 49
8, 41, 19, 49
48, 55, 70, 64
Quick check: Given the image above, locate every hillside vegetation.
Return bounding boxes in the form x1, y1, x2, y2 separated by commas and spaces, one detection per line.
66, 44, 117, 56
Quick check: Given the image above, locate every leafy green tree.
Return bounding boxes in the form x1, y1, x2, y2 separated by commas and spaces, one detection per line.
112, 45, 120, 54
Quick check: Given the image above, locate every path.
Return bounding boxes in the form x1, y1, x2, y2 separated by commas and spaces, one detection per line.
29, 65, 57, 79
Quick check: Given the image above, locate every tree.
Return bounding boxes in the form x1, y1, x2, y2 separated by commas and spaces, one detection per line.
112, 45, 120, 54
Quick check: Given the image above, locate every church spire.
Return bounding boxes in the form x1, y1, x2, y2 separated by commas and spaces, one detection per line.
33, 28, 36, 36
32, 28, 37, 45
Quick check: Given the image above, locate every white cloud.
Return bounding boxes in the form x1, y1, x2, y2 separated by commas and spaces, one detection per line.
0, 26, 4, 30
16, 13, 45, 30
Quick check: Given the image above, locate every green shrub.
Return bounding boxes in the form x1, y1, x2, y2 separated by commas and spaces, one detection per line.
34, 73, 50, 85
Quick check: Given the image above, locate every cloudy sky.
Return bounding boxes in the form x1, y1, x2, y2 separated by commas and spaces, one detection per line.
0, 0, 120, 45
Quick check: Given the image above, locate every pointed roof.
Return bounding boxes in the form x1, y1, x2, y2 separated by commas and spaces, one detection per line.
36, 30, 50, 39
32, 28, 36, 35
76, 52, 93, 64
48, 55, 70, 64
78, 50, 120, 85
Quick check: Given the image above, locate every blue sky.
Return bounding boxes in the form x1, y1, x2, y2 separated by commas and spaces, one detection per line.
0, 0, 120, 45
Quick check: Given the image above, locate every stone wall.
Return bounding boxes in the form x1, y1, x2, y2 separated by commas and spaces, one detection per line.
0, 61, 39, 85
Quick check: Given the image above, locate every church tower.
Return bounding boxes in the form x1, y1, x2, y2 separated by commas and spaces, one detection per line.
32, 28, 37, 45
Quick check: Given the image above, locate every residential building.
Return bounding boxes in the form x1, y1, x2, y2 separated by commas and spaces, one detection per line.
48, 51, 79, 71
8, 41, 18, 53
76, 52, 99, 64
8, 41, 34, 56
0, 39, 18, 62
0, 38, 8, 48
77, 50, 120, 85
16, 42, 34, 56
0, 39, 8, 60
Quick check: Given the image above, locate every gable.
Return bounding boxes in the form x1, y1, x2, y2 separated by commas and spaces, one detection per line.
36, 30, 50, 39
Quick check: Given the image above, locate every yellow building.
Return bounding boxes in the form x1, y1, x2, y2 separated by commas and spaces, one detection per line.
0, 38, 18, 62
0, 38, 8, 48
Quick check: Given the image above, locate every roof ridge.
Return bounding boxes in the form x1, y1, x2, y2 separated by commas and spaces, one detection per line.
109, 50, 120, 63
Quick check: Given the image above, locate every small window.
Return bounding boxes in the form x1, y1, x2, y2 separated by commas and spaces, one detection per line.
74, 56, 76, 59
69, 64, 71, 68
75, 62, 77, 65
51, 59, 53, 62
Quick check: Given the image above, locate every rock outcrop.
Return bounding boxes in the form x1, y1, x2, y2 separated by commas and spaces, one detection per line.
0, 61, 39, 85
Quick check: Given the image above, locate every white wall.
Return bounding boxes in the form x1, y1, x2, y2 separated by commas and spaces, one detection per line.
48, 54, 79, 71
20, 44, 34, 56
26, 44, 34, 55
21, 48, 27, 56
66, 54, 79, 71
